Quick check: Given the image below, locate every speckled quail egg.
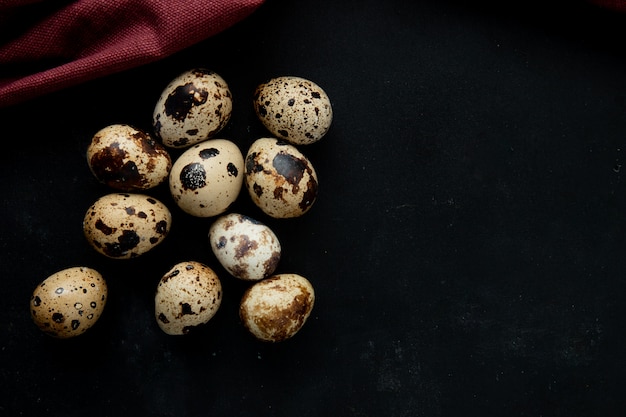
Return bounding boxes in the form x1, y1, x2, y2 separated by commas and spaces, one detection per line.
169, 139, 244, 217
239, 273, 315, 342
155, 261, 222, 335
153, 68, 232, 148
30, 267, 107, 338
244, 137, 318, 218
86, 124, 172, 190
83, 193, 172, 259
209, 213, 281, 281
253, 76, 333, 145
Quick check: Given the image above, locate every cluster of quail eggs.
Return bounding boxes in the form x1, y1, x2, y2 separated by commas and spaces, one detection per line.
29, 68, 332, 343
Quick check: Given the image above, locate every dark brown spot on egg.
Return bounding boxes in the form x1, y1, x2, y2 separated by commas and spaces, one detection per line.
245, 153, 264, 174
311, 91, 321, 99
164, 82, 208, 122
227, 162, 238, 177
32, 296, 41, 307
103, 229, 140, 257
263, 251, 281, 276
199, 148, 219, 159
137, 211, 147, 219
180, 303, 194, 316
71, 320, 80, 330
95, 219, 115, 235
158, 313, 170, 324
156, 220, 168, 234
277, 129, 289, 137
235, 235, 258, 259
186, 129, 198, 136
253, 183, 263, 197
272, 152, 306, 185
216, 236, 227, 249
125, 207, 135, 215
162, 269, 180, 283
180, 162, 206, 190
287, 98, 295, 106
173, 137, 190, 147
52, 313, 64, 323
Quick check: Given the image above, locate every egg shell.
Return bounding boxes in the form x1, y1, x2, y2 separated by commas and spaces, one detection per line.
153, 69, 232, 148
86, 124, 172, 191
253, 76, 333, 145
83, 193, 172, 259
155, 261, 222, 335
239, 273, 315, 342
209, 213, 281, 281
244, 137, 318, 218
30, 267, 107, 338
169, 139, 244, 217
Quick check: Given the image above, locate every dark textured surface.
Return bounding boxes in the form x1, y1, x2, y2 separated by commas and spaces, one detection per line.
2, 0, 626, 415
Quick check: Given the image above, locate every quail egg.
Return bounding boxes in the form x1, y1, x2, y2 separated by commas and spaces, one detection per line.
169, 139, 244, 217
244, 137, 318, 218
30, 267, 107, 338
239, 273, 315, 342
253, 76, 333, 145
155, 261, 222, 335
153, 69, 232, 148
83, 193, 172, 259
209, 213, 281, 281
86, 124, 172, 191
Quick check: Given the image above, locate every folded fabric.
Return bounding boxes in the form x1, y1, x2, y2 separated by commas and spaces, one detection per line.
0, 0, 265, 108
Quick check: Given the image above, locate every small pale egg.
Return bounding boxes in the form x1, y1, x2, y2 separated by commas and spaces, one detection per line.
30, 267, 107, 338
239, 273, 315, 342
169, 139, 244, 217
253, 76, 333, 145
86, 124, 172, 191
209, 213, 281, 281
155, 261, 222, 335
153, 69, 232, 148
83, 193, 172, 259
244, 137, 318, 218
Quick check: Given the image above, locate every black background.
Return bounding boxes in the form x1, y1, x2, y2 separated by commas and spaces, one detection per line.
2, 0, 626, 415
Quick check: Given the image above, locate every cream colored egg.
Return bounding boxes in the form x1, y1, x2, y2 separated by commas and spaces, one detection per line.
83, 193, 172, 259
239, 273, 315, 342
153, 69, 232, 148
30, 267, 107, 338
169, 139, 244, 217
253, 76, 333, 145
155, 261, 222, 335
86, 124, 172, 190
209, 213, 281, 281
244, 137, 318, 218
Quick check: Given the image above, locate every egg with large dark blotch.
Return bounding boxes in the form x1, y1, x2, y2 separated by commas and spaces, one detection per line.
244, 137, 318, 218
153, 68, 232, 149
87, 124, 172, 191
169, 139, 244, 217
83, 193, 171, 259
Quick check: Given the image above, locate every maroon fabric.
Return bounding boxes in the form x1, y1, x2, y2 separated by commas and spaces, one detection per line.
0, 0, 265, 107
590, 0, 626, 11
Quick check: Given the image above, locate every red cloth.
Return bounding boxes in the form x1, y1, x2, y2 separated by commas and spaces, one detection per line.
590, 0, 626, 11
0, 0, 264, 108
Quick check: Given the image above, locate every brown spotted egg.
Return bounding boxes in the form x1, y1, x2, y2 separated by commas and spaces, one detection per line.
254, 76, 333, 145
86, 124, 172, 191
244, 137, 318, 218
155, 261, 222, 335
209, 213, 281, 281
30, 267, 107, 338
153, 69, 232, 148
239, 273, 315, 342
169, 139, 244, 217
83, 193, 171, 259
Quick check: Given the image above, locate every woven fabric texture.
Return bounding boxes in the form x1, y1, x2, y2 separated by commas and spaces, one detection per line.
0, 0, 264, 107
